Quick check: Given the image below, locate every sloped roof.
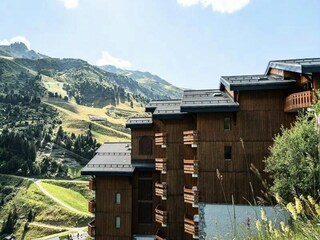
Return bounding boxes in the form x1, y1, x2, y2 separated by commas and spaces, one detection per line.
220, 74, 295, 91
81, 142, 134, 176
126, 117, 153, 129
146, 99, 187, 119
265, 58, 320, 74
181, 89, 239, 112
145, 99, 182, 113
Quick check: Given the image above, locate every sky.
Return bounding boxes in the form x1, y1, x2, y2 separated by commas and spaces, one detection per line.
0, 0, 319, 89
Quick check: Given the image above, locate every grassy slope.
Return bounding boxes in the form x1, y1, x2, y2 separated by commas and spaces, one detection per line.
0, 175, 92, 239
40, 182, 89, 214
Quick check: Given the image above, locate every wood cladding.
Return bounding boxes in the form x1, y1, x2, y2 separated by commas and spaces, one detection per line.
131, 128, 155, 160
196, 90, 296, 204
132, 171, 159, 235
95, 176, 132, 239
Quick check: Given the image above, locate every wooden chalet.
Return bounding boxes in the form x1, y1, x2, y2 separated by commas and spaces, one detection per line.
82, 58, 320, 239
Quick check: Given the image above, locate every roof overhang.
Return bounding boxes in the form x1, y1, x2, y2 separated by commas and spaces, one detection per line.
220, 77, 296, 91
181, 104, 239, 113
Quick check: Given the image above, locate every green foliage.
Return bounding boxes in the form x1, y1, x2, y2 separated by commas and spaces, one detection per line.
40, 182, 91, 214
55, 126, 100, 159
265, 111, 320, 200
0, 175, 92, 239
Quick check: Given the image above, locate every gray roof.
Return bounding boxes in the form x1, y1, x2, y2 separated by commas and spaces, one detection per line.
220, 74, 296, 91
146, 99, 187, 119
95, 142, 131, 154
126, 117, 153, 129
265, 58, 320, 74
81, 142, 134, 176
181, 89, 239, 113
145, 99, 182, 113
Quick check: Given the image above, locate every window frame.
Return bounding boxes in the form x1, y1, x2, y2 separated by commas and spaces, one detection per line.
115, 216, 121, 229
224, 117, 231, 131
115, 192, 121, 204
224, 146, 232, 161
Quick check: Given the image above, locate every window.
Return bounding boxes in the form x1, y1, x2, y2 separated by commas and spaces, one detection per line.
139, 137, 153, 155
224, 117, 231, 130
138, 172, 153, 224
115, 216, 121, 229
224, 146, 232, 160
115, 192, 121, 204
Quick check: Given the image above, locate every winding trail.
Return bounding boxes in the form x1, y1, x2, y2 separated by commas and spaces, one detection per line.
29, 222, 84, 231
35, 180, 90, 216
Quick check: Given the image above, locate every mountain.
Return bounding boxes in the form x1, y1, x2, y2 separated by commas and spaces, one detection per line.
101, 65, 183, 99
0, 42, 48, 59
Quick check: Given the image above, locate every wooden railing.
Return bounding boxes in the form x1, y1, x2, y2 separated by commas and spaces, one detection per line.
88, 178, 96, 190
284, 90, 312, 112
88, 220, 95, 237
155, 205, 167, 227
183, 130, 199, 147
155, 158, 167, 174
184, 216, 199, 238
88, 199, 96, 213
155, 182, 167, 200
155, 133, 167, 148
155, 229, 167, 240
184, 187, 199, 207
184, 159, 199, 177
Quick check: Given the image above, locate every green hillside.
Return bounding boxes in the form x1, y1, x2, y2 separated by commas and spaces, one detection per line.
0, 175, 92, 239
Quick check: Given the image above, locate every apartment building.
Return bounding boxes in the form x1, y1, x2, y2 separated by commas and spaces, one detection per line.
81, 58, 320, 239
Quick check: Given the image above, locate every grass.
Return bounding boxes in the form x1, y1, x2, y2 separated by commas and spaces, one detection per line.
39, 182, 90, 214
42, 179, 93, 201
43, 99, 132, 143
0, 175, 92, 239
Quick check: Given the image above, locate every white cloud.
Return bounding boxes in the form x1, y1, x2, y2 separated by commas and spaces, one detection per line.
177, 0, 250, 13
58, 0, 79, 9
0, 36, 31, 50
96, 51, 132, 69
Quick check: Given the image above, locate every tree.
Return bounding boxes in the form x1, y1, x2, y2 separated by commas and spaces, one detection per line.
265, 111, 320, 201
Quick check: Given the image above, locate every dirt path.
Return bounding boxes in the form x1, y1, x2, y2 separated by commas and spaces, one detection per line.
35, 180, 90, 216
29, 222, 84, 231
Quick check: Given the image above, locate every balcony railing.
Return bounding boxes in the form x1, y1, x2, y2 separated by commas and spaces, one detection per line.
155, 205, 167, 227
88, 220, 95, 237
88, 199, 96, 213
184, 216, 199, 239
183, 130, 199, 147
155, 229, 167, 240
88, 178, 96, 191
155, 158, 167, 174
284, 90, 312, 112
184, 159, 199, 177
155, 133, 167, 148
184, 187, 199, 207
155, 182, 167, 200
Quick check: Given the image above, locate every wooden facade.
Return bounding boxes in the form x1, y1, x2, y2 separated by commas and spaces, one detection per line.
82, 58, 320, 240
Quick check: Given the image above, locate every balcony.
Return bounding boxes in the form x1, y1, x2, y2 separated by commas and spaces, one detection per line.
88, 220, 95, 237
284, 90, 312, 112
155, 158, 167, 174
155, 133, 167, 148
184, 159, 199, 177
88, 199, 96, 213
183, 130, 199, 147
184, 187, 199, 207
88, 178, 96, 191
155, 182, 167, 200
155, 205, 167, 227
184, 216, 199, 239
155, 229, 167, 240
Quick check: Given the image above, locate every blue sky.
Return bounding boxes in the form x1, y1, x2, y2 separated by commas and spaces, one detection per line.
0, 0, 319, 89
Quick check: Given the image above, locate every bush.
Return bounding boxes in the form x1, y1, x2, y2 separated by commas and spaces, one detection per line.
265, 111, 320, 201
